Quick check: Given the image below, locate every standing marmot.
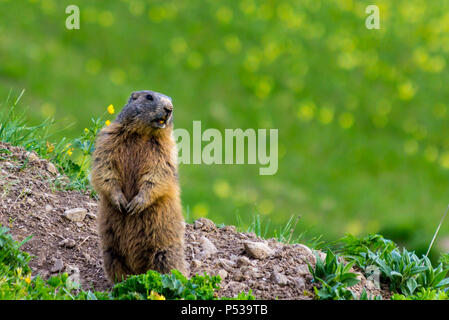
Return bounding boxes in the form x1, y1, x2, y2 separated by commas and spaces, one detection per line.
91, 90, 187, 283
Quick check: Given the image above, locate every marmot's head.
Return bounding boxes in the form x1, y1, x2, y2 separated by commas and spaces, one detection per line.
117, 90, 174, 130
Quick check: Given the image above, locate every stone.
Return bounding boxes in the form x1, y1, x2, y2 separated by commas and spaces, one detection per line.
50, 258, 64, 273
191, 259, 202, 268
63, 208, 87, 222
218, 258, 236, 269
292, 277, 306, 291
199, 236, 218, 257
295, 264, 310, 276
66, 265, 81, 286
45, 204, 53, 212
26, 151, 40, 162
46, 162, 59, 175
86, 212, 96, 219
217, 269, 228, 280
236, 256, 252, 267
271, 271, 288, 286
194, 218, 216, 232
58, 238, 76, 248
243, 241, 274, 259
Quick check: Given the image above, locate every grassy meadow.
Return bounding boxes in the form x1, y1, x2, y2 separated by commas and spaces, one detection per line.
1, 0, 449, 257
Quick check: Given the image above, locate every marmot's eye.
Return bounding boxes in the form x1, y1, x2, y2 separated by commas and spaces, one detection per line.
146, 94, 154, 101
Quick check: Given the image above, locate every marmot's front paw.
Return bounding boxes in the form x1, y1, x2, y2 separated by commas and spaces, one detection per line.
111, 191, 128, 213
126, 194, 147, 216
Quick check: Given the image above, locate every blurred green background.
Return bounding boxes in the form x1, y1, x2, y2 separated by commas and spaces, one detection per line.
1, 0, 449, 256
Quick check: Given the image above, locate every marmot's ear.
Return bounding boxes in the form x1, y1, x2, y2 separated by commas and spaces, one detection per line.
131, 92, 140, 101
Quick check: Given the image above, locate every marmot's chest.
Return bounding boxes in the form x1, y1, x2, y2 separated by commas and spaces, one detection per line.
115, 137, 165, 196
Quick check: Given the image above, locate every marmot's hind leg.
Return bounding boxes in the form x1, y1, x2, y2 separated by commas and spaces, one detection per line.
103, 248, 132, 283
154, 245, 188, 276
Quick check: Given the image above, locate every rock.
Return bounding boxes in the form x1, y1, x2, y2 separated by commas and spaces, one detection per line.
46, 162, 58, 175
58, 238, 76, 248
66, 265, 81, 286
243, 241, 274, 259
199, 236, 217, 257
63, 208, 87, 222
45, 204, 53, 212
295, 264, 310, 276
75, 222, 84, 228
221, 225, 237, 233
224, 281, 247, 293
26, 151, 40, 162
217, 269, 228, 280
50, 258, 64, 273
241, 266, 259, 277
292, 277, 306, 291
194, 218, 216, 232
218, 258, 236, 269
271, 271, 288, 286
86, 212, 96, 219
191, 259, 202, 268
236, 256, 252, 267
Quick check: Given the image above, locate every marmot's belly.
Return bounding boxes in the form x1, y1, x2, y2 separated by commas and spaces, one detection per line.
112, 204, 182, 251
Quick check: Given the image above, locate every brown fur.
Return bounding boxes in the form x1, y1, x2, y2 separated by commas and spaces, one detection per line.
90, 91, 187, 283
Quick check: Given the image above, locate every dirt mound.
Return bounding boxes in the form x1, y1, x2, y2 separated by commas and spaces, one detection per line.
0, 142, 388, 299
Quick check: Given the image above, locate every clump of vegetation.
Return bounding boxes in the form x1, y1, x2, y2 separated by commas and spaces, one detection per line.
0, 91, 112, 193
113, 269, 254, 300
309, 233, 449, 300
307, 249, 377, 300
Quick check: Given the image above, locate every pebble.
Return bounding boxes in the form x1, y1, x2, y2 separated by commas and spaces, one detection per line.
217, 269, 228, 280
66, 265, 81, 286
199, 236, 218, 257
194, 218, 216, 232
46, 162, 58, 175
63, 208, 87, 222
191, 259, 202, 268
26, 152, 40, 162
295, 264, 310, 276
50, 258, 64, 273
271, 271, 289, 286
236, 256, 252, 267
243, 241, 274, 260
58, 238, 76, 248
86, 212, 97, 219
292, 277, 306, 291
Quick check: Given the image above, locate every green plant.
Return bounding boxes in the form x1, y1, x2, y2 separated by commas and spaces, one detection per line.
391, 288, 449, 300
308, 249, 360, 300
113, 269, 254, 300
0, 226, 32, 274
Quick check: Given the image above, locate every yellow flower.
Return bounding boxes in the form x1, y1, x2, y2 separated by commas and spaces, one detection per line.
67, 148, 73, 156
148, 290, 166, 300
105, 120, 111, 126
84, 128, 89, 134
107, 104, 115, 114
46, 141, 55, 153
24, 276, 31, 285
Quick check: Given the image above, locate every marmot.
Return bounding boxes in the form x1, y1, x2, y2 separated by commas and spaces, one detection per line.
91, 90, 187, 283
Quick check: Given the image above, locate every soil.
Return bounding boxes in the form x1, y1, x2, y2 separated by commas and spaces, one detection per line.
0, 142, 390, 299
